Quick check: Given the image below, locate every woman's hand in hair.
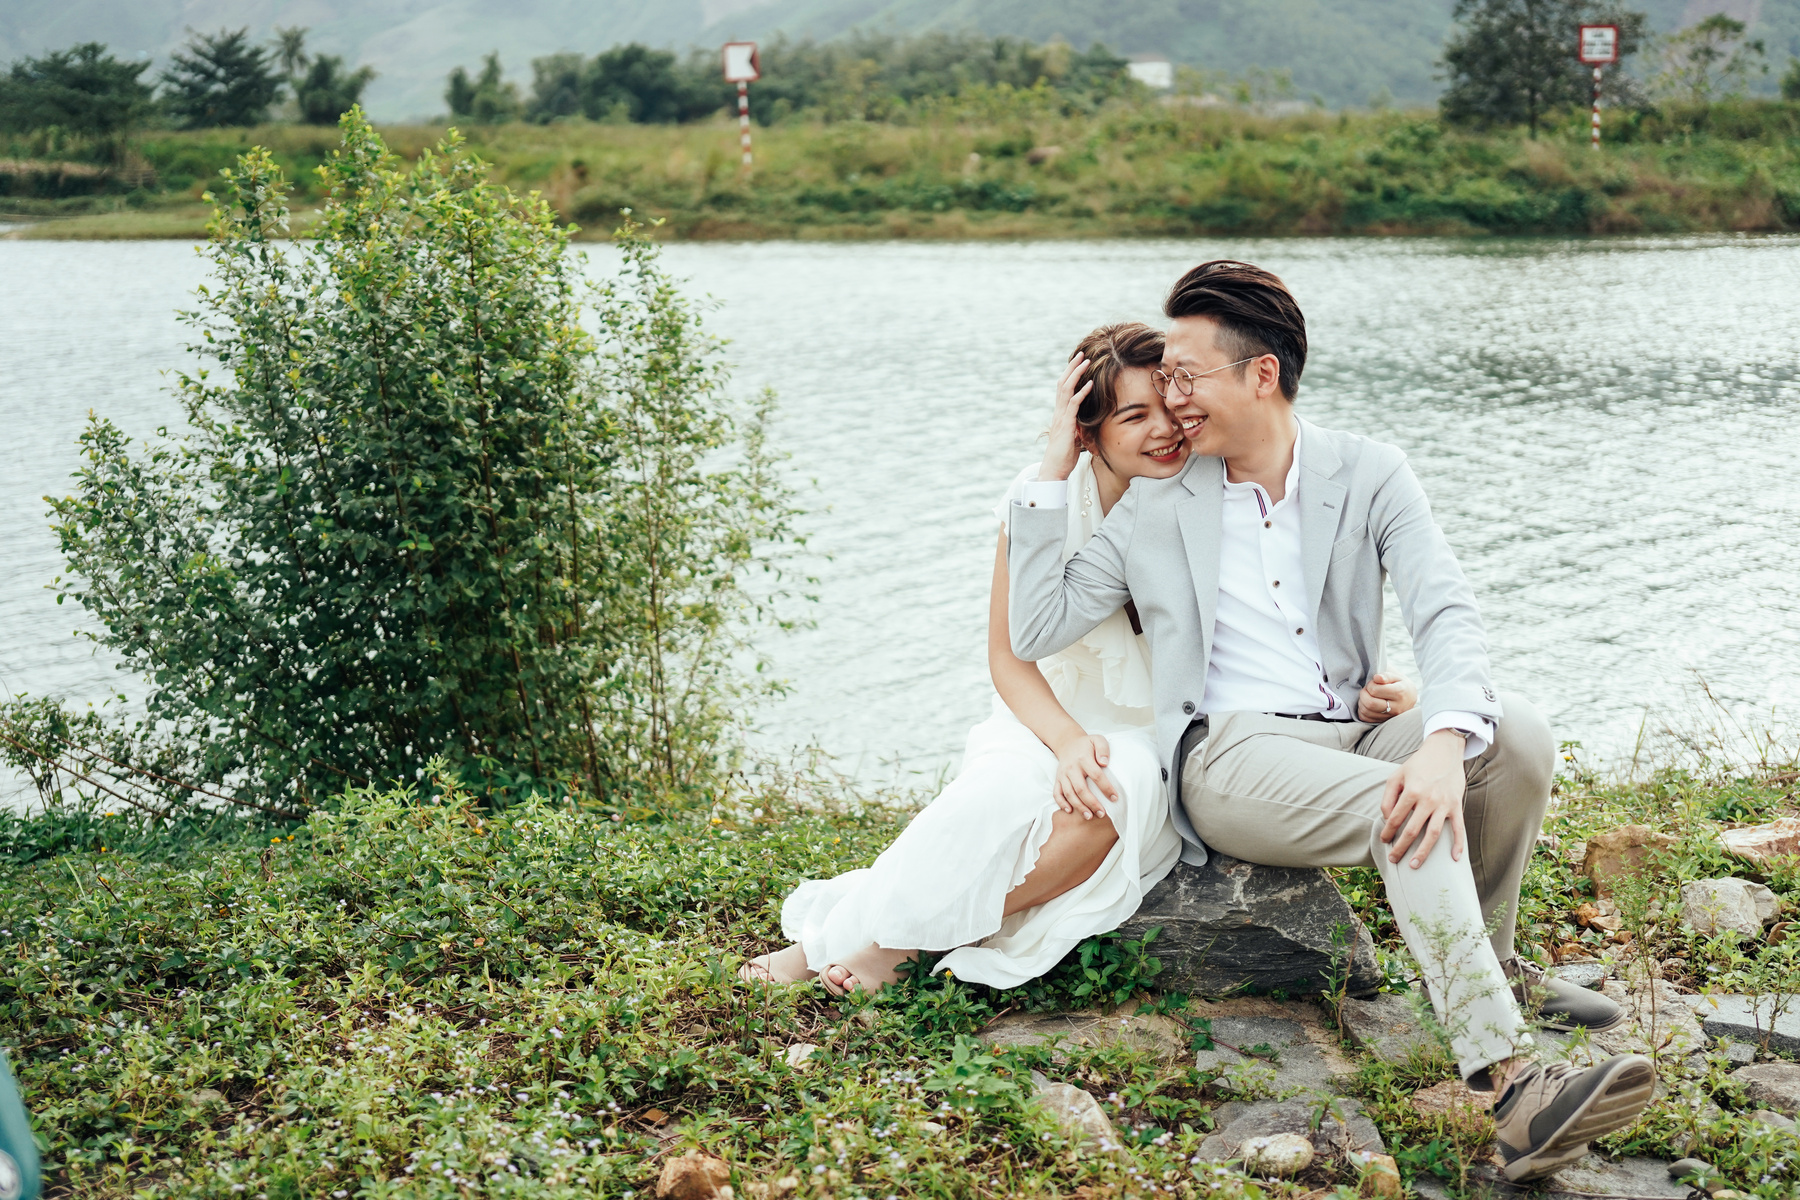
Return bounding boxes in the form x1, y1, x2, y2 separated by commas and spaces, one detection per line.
1052, 733, 1117, 820
1357, 674, 1417, 723
1040, 352, 1093, 483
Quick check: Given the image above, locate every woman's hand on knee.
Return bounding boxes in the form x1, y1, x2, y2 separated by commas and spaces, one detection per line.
1053, 734, 1117, 820
1358, 673, 1417, 723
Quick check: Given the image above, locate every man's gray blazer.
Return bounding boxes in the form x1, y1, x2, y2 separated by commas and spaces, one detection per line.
1007, 415, 1500, 867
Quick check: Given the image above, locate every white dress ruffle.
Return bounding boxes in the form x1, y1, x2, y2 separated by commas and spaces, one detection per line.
780, 456, 1182, 989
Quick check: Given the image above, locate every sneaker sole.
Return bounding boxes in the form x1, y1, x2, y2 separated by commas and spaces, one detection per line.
1501, 1056, 1656, 1183
1536, 1009, 1629, 1035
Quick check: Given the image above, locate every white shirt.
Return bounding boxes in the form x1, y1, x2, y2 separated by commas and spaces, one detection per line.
1017, 423, 1493, 757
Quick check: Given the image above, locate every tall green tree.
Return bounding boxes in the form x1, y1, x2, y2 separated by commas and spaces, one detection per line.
1783, 56, 1800, 101
0, 42, 154, 140
1440, 0, 1647, 136
445, 52, 521, 122
296, 54, 377, 124
1651, 14, 1768, 104
524, 45, 718, 124
160, 27, 284, 128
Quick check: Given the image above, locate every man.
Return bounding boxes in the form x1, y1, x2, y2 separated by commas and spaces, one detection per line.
1007, 261, 1651, 1182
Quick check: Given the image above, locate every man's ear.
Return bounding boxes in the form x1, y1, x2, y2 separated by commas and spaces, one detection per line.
1256, 354, 1283, 399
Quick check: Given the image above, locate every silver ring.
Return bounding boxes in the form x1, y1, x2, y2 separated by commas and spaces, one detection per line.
1385, 700, 1393, 714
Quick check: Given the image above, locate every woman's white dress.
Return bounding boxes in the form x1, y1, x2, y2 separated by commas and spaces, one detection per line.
780, 456, 1183, 989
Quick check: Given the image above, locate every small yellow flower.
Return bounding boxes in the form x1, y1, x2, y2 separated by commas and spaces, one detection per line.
833, 837, 840, 844
271, 836, 281, 844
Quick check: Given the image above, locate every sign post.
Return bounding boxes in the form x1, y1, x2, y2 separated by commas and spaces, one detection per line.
721, 42, 760, 167
1578, 24, 1619, 151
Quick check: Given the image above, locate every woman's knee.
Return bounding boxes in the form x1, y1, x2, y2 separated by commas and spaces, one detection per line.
1049, 804, 1120, 850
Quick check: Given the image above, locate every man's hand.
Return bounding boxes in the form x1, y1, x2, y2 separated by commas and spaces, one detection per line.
1052, 733, 1117, 820
1040, 353, 1092, 483
1380, 730, 1468, 869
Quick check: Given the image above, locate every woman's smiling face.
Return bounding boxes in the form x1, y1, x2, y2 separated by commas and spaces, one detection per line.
1089, 367, 1189, 480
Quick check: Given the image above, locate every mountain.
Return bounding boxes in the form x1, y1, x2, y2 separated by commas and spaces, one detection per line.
2, 0, 1793, 119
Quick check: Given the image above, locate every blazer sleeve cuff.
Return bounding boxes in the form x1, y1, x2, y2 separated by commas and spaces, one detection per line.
1424, 710, 1495, 760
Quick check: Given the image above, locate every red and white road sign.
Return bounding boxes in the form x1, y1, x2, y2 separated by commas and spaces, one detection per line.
1578, 25, 1619, 64
722, 42, 761, 82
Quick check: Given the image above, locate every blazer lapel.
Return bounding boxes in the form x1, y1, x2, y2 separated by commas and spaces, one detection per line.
1297, 418, 1348, 619
1174, 455, 1224, 662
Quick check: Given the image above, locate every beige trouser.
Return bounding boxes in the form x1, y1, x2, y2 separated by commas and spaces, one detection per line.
1181, 694, 1555, 1083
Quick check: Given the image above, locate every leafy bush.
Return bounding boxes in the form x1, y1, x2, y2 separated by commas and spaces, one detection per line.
0, 110, 798, 814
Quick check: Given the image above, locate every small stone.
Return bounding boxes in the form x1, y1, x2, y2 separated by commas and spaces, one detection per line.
1117, 854, 1381, 996
1339, 991, 1445, 1067
1681, 879, 1780, 939
917, 1120, 945, 1134
1353, 1151, 1403, 1200
1583, 825, 1677, 896
1195, 1097, 1385, 1163
1749, 1109, 1797, 1132
187, 1088, 226, 1108
1719, 817, 1800, 868
1241, 1132, 1313, 1177
655, 1150, 733, 1200
853, 1009, 877, 1029
1709, 1191, 1745, 1199
1695, 995, 1800, 1056
1552, 962, 1609, 990
1668, 1157, 1712, 1181
1031, 1080, 1117, 1149
1731, 1061, 1800, 1116
783, 1043, 819, 1069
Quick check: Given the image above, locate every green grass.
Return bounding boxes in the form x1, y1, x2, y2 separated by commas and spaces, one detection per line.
7, 97, 1800, 241
4, 749, 1796, 1198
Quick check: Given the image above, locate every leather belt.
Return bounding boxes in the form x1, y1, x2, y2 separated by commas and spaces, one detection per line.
1269, 711, 1348, 722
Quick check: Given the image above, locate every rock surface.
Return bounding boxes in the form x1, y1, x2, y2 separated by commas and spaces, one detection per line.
1408, 1079, 1494, 1136
1719, 816, 1800, 867
1748, 1109, 1797, 1132
1117, 854, 1380, 996
1412, 1155, 1689, 1200
1028, 1072, 1118, 1149
1582, 825, 1676, 896
1548, 979, 1706, 1062
655, 1150, 733, 1200
1195, 1097, 1385, 1164
782, 1043, 819, 1069
1193, 1013, 1357, 1096
1337, 992, 1445, 1067
1681, 879, 1779, 938
1240, 1132, 1314, 1177
1731, 1062, 1800, 1116
1694, 994, 1800, 1056
980, 1009, 1188, 1061
1552, 962, 1609, 990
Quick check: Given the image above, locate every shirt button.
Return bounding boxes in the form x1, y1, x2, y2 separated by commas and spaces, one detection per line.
1295, 627, 1304, 635
1161, 767, 1169, 781
1182, 700, 1196, 715
1264, 520, 1272, 528
1272, 580, 1281, 587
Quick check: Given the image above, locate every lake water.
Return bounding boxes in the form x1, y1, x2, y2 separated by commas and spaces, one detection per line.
2, 235, 1798, 802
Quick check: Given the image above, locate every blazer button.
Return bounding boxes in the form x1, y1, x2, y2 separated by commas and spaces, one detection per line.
1182, 701, 1196, 715
1161, 767, 1169, 781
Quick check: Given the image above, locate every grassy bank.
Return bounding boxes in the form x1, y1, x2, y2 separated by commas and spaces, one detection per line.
6, 99, 1800, 241
3, 750, 1796, 1199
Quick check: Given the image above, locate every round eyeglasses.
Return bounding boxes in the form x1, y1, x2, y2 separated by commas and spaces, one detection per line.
1152, 356, 1258, 398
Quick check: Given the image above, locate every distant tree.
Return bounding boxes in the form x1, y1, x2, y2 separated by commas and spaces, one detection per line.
273, 26, 310, 78
1440, 0, 1647, 136
445, 52, 521, 122
161, 28, 284, 128
1650, 14, 1767, 104
582, 43, 713, 124
1784, 56, 1800, 101
0, 42, 154, 141
527, 52, 586, 121
296, 55, 376, 124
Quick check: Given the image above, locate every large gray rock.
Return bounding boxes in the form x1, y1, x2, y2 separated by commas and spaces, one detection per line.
1338, 991, 1447, 1067
1411, 1155, 1688, 1200
1681, 879, 1779, 939
1118, 855, 1380, 997
1695, 994, 1800, 1056
1731, 1061, 1800, 1116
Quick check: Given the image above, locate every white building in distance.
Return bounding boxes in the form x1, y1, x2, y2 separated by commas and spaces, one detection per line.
1128, 56, 1174, 91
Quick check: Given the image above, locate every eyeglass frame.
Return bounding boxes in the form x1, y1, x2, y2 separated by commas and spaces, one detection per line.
1152, 355, 1260, 398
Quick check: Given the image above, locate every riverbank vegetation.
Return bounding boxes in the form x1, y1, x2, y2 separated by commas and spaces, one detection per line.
7, 93, 1800, 240
3, 743, 1795, 1198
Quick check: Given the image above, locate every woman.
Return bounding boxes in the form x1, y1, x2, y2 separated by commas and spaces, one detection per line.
744, 323, 1416, 994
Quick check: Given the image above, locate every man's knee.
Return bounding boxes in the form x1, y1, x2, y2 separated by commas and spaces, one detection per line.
1493, 691, 1555, 798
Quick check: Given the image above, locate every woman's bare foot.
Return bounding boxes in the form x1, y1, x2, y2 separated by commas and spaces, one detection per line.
820, 943, 916, 996
738, 943, 816, 985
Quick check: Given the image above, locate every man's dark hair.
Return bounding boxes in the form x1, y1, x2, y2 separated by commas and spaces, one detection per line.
1163, 260, 1307, 401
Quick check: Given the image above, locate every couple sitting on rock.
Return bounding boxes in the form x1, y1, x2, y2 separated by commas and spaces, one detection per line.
743, 260, 1654, 1181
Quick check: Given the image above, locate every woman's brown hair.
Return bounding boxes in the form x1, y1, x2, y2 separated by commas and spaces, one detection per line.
1071, 322, 1166, 461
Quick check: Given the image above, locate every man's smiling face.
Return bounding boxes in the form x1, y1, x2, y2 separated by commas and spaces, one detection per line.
1159, 315, 1282, 459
